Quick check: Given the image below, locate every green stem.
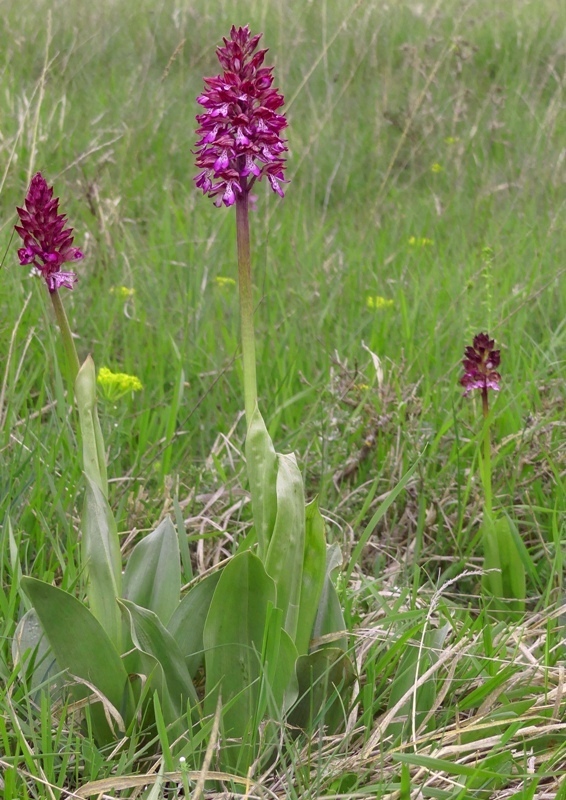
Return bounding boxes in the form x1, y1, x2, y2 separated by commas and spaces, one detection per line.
235, 186, 258, 426
50, 289, 80, 388
481, 388, 492, 520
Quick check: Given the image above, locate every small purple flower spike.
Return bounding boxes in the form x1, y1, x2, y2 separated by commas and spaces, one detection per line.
15, 172, 82, 292
460, 333, 501, 396
194, 25, 288, 207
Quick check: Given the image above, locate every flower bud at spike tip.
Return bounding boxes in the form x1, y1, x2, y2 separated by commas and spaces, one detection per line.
194, 25, 288, 207
15, 172, 82, 292
460, 332, 501, 396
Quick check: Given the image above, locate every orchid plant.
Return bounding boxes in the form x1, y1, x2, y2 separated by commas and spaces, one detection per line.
14, 26, 352, 776
460, 333, 526, 616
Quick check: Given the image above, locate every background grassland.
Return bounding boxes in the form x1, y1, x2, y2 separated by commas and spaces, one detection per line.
1, 0, 565, 796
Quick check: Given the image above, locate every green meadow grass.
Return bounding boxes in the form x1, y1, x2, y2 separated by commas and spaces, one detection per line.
1, 0, 565, 796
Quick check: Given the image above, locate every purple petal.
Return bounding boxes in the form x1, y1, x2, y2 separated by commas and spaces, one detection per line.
45, 271, 77, 292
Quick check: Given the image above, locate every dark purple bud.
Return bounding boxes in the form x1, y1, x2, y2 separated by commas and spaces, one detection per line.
15, 173, 82, 292
460, 333, 501, 396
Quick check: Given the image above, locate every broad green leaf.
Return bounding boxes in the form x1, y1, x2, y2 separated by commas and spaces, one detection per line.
167, 570, 222, 678
483, 515, 525, 615
386, 623, 449, 740
123, 517, 181, 625
120, 599, 199, 724
312, 544, 348, 651
295, 499, 326, 656
482, 512, 503, 597
81, 476, 122, 650
245, 405, 278, 559
498, 517, 526, 604
122, 643, 180, 735
203, 550, 276, 766
12, 608, 61, 694
289, 647, 354, 733
75, 355, 107, 497
254, 608, 299, 762
265, 453, 305, 642
258, 605, 298, 718
21, 578, 134, 740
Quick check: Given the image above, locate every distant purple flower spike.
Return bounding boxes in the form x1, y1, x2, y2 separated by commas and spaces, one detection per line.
194, 24, 288, 206
460, 333, 501, 396
15, 172, 82, 293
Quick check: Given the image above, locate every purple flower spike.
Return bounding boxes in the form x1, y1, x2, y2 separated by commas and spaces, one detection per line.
194, 25, 288, 206
460, 332, 501, 396
15, 172, 82, 293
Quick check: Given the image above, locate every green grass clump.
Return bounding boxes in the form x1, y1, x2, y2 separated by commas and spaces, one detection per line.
1, 0, 565, 795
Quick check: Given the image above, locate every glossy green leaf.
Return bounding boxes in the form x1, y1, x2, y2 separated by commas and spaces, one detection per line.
123, 517, 181, 625
245, 405, 278, 559
295, 498, 326, 656
20, 577, 133, 739
265, 452, 305, 642
289, 647, 354, 733
120, 599, 198, 724
81, 476, 122, 650
203, 550, 276, 760
167, 570, 222, 678
312, 544, 348, 651
75, 355, 107, 497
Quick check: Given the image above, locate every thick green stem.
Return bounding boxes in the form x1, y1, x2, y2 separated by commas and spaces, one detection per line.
235, 187, 258, 426
50, 289, 81, 389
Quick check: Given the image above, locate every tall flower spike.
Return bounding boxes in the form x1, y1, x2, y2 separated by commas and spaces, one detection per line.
460, 332, 501, 395
194, 24, 288, 207
15, 172, 82, 292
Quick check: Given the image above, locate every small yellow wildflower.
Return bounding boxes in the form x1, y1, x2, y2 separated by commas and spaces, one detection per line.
408, 236, 434, 247
431, 162, 443, 173
109, 286, 136, 299
444, 136, 460, 145
355, 383, 369, 391
366, 295, 394, 310
213, 276, 236, 288
97, 367, 143, 401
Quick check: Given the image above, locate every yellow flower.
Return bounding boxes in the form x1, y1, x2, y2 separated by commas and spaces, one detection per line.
408, 236, 434, 247
109, 286, 136, 299
366, 295, 394, 310
97, 367, 142, 401
431, 162, 443, 173
213, 276, 236, 288
444, 136, 459, 145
